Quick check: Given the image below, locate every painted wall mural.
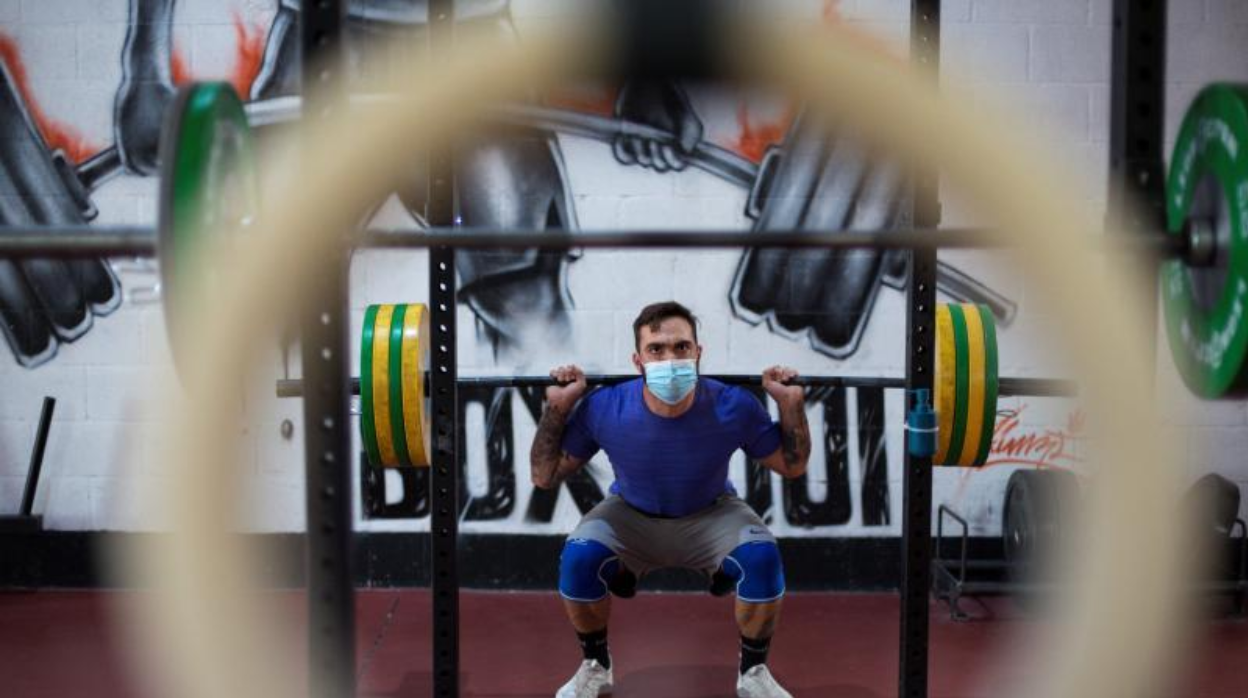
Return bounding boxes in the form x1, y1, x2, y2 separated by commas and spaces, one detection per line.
0, 55, 121, 367
363, 384, 895, 529
0, 0, 1058, 535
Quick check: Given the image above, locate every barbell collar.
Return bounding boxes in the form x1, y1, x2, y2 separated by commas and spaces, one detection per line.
274, 374, 1076, 398
1182, 218, 1217, 268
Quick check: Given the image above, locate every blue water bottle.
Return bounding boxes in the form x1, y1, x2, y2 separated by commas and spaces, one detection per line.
906, 389, 938, 458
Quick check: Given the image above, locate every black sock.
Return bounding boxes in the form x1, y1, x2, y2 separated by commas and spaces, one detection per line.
739, 635, 770, 674
577, 629, 611, 669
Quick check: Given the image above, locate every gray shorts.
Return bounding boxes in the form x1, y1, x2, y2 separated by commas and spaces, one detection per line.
567, 494, 776, 577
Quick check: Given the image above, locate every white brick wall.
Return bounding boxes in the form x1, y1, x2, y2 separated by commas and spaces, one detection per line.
1207, 0, 1248, 24
1, 366, 87, 421
973, 0, 1090, 24
1029, 24, 1110, 82
2, 0, 1247, 535
18, 0, 128, 25
943, 23, 1032, 83
12, 25, 78, 80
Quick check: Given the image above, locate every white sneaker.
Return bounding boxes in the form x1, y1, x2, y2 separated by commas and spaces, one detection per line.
555, 658, 613, 697
736, 665, 793, 698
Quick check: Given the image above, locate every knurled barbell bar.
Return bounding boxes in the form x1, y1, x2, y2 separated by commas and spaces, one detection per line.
277, 374, 1074, 395
274, 301, 1077, 470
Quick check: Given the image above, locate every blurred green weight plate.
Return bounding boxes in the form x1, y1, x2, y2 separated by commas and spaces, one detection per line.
158, 82, 258, 377
1162, 84, 1248, 398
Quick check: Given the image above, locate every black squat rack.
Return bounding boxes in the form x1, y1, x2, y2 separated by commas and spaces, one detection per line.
293, 3, 946, 695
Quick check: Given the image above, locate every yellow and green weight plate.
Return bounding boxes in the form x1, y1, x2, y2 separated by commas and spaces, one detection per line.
934, 303, 998, 467
361, 303, 431, 468
1161, 83, 1248, 398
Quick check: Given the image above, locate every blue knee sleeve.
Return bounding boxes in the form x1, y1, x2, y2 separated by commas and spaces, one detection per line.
559, 538, 620, 602
720, 541, 785, 603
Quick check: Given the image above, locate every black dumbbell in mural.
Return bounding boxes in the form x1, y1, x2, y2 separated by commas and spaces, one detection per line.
732, 110, 1018, 359
0, 62, 122, 368
730, 111, 901, 358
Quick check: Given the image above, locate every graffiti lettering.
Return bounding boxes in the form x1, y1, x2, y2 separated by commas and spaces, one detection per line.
984, 404, 1084, 469
362, 387, 892, 529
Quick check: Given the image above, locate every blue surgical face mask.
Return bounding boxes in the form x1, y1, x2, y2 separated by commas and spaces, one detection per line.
643, 359, 698, 405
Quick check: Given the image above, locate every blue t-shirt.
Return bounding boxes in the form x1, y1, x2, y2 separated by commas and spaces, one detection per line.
561, 378, 782, 517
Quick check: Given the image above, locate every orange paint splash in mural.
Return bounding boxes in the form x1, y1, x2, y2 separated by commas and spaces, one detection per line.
733, 101, 795, 163
725, 0, 842, 163
229, 13, 266, 99
0, 33, 100, 163
171, 46, 192, 86
171, 12, 266, 98
725, 0, 916, 163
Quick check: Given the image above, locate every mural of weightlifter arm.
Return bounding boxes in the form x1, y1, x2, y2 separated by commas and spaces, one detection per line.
114, 0, 178, 176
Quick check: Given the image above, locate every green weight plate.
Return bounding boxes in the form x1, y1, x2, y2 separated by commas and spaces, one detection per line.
399, 303, 431, 467
360, 305, 382, 468
945, 303, 971, 466
157, 82, 258, 378
1161, 83, 1248, 398
974, 304, 999, 467
388, 303, 413, 467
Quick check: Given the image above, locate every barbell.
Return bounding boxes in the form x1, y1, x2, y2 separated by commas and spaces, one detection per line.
2, 80, 1244, 405
273, 301, 1076, 470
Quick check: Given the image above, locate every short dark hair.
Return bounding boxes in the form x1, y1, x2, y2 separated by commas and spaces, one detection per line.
633, 301, 699, 349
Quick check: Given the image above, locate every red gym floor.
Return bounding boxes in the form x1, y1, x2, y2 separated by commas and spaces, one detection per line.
1, 590, 1245, 697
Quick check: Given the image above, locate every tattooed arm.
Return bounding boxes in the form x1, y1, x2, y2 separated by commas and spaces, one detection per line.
759, 365, 811, 479
530, 364, 590, 489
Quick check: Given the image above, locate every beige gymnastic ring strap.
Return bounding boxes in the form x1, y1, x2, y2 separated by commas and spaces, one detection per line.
126, 16, 1183, 698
